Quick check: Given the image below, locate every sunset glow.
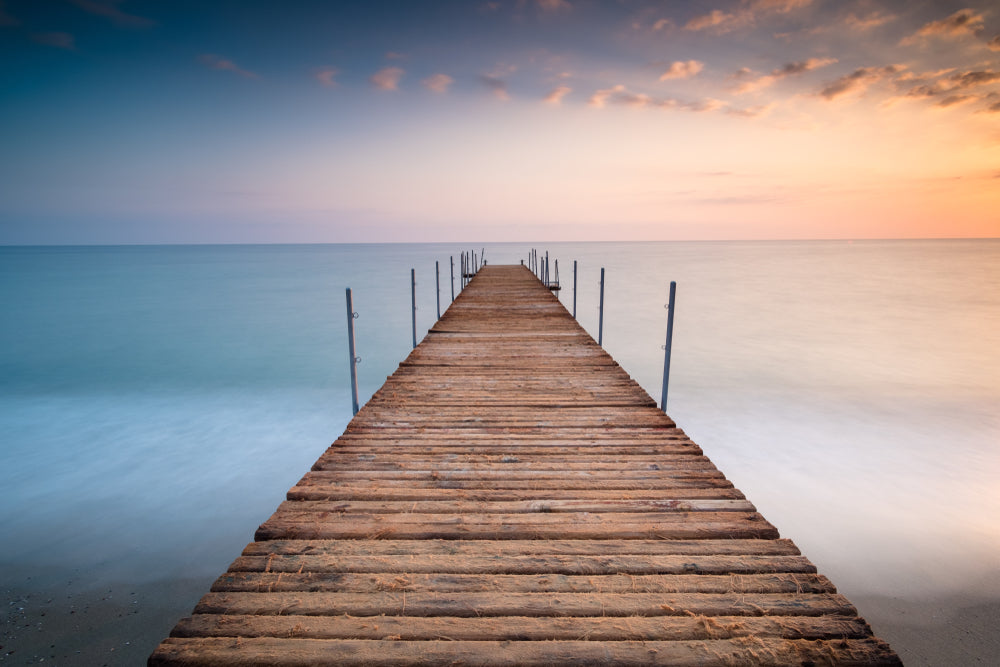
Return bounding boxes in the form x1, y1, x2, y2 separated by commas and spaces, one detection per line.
1, 0, 998, 243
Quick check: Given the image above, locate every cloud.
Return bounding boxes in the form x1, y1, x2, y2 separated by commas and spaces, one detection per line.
543, 85, 571, 104
32, 32, 76, 50
845, 12, 896, 31
199, 54, 256, 78
936, 94, 975, 108
659, 60, 704, 80
385, 51, 407, 60
901, 9, 985, 45
686, 0, 812, 34
537, 0, 571, 11
68, 0, 154, 28
988, 35, 1000, 52
653, 18, 673, 32
733, 57, 836, 93
588, 84, 735, 114
479, 74, 509, 100
685, 9, 744, 33
371, 66, 404, 90
819, 65, 902, 100
422, 73, 454, 93
315, 68, 339, 87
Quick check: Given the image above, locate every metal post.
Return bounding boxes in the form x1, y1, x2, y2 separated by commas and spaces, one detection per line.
410, 268, 417, 349
660, 281, 677, 413
573, 260, 578, 318
345, 288, 360, 416
598, 267, 605, 346
435, 261, 441, 320
545, 252, 549, 287
450, 256, 455, 302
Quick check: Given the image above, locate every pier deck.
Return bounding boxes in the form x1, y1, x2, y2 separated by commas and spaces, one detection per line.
151, 265, 899, 666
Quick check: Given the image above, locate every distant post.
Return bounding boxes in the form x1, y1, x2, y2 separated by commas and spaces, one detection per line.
573, 260, 578, 318
345, 288, 360, 416
660, 281, 677, 413
450, 256, 455, 302
411, 269, 417, 349
435, 261, 441, 320
598, 267, 605, 346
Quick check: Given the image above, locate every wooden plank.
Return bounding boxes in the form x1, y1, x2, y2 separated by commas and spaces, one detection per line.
210, 572, 836, 594
172, 613, 868, 641
239, 538, 803, 557
151, 637, 902, 666
228, 553, 816, 575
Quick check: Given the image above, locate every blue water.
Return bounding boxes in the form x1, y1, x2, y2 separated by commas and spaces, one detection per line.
2, 241, 999, 649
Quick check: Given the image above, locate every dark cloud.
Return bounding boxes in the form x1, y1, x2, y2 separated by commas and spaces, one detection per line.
819, 65, 902, 100
902, 8, 984, 45
479, 74, 509, 100
68, 0, 155, 28
32, 32, 76, 50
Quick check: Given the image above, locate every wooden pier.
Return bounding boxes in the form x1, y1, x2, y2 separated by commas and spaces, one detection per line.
151, 265, 900, 666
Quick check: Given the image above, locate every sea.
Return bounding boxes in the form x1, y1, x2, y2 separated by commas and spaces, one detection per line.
2, 240, 999, 663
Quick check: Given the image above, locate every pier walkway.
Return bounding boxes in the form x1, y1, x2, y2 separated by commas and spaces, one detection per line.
151, 265, 899, 665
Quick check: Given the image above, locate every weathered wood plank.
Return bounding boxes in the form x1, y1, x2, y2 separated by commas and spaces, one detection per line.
171, 613, 868, 641
151, 637, 903, 667
210, 572, 835, 594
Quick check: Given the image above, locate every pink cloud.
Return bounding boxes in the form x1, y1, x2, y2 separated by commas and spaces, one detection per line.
422, 73, 454, 93
316, 68, 339, 87
659, 60, 704, 81
199, 54, 256, 78
371, 66, 404, 90
543, 85, 572, 104
988, 35, 1000, 52
733, 57, 836, 94
537, 0, 571, 11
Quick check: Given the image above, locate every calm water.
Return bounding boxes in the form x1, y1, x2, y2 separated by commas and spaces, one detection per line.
2, 241, 999, 647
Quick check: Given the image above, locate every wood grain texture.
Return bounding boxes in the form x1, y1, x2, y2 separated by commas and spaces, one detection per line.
150, 264, 899, 666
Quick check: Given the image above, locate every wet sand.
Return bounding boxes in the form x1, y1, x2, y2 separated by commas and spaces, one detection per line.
4, 566, 1000, 665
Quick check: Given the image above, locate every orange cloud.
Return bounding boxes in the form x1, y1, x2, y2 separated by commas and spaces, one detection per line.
845, 12, 896, 31
659, 60, 704, 80
734, 57, 836, 94
479, 74, 509, 100
901, 8, 985, 45
537, 0, 571, 11
371, 66, 404, 90
686, 0, 812, 34
819, 65, 902, 100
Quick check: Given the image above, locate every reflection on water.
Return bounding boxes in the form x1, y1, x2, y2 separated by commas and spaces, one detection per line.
1, 241, 998, 607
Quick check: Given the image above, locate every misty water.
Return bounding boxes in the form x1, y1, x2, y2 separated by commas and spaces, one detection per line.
2, 240, 999, 659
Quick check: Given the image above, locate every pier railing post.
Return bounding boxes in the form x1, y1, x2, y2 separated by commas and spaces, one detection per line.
411, 269, 417, 349
573, 260, 578, 318
660, 281, 676, 413
435, 261, 441, 320
345, 288, 360, 416
450, 256, 455, 302
598, 267, 605, 346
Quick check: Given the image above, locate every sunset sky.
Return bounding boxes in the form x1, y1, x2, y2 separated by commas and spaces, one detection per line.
1, 0, 998, 243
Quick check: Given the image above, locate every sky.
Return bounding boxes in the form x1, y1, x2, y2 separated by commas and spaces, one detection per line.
1, 0, 998, 243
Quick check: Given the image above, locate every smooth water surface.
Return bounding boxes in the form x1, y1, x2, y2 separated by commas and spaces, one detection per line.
2, 240, 998, 660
